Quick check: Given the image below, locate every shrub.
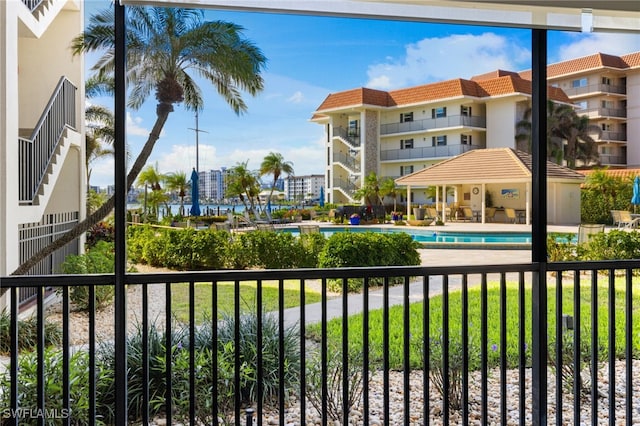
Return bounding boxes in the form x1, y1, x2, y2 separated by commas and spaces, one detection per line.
59, 241, 115, 311
0, 310, 62, 355
306, 346, 368, 421
0, 349, 100, 425
317, 232, 420, 292
86, 221, 115, 248
578, 229, 640, 260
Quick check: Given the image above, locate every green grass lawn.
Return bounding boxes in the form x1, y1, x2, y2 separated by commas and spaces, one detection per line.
171, 280, 323, 323
308, 277, 640, 371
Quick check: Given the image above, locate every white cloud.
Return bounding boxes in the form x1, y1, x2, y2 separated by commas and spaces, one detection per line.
152, 144, 218, 175
126, 112, 151, 137
287, 91, 304, 103
366, 32, 531, 89
553, 33, 640, 62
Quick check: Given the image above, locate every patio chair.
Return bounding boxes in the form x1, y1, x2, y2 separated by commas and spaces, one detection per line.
610, 210, 622, 227
426, 207, 439, 220
577, 223, 604, 244
256, 223, 276, 231
617, 210, 640, 228
211, 222, 232, 231
485, 207, 497, 222
504, 208, 517, 224
460, 207, 474, 222
298, 224, 320, 234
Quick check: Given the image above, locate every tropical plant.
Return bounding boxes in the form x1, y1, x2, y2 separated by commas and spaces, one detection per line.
136, 165, 167, 219
85, 102, 114, 188
226, 161, 261, 214
12, 6, 266, 275
260, 152, 294, 213
353, 172, 384, 206
379, 177, 405, 212
164, 171, 189, 215
515, 100, 600, 168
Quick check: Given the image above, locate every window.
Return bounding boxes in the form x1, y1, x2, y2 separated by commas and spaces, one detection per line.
432, 135, 447, 146
400, 112, 413, 123
431, 107, 447, 118
400, 138, 414, 149
575, 101, 587, 110
601, 77, 611, 85
348, 119, 359, 136
461, 134, 472, 145
400, 165, 414, 175
601, 123, 611, 131
602, 100, 614, 109
572, 78, 587, 88
461, 106, 472, 116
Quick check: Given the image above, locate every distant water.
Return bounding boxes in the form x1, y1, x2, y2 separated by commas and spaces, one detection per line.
128, 203, 290, 218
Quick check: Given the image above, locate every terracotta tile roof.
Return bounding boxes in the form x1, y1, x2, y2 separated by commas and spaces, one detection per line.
395, 148, 584, 186
578, 168, 640, 182
518, 51, 640, 80
314, 75, 569, 113
471, 69, 521, 81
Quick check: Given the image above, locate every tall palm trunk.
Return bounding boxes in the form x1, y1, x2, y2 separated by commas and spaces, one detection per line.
10, 104, 172, 276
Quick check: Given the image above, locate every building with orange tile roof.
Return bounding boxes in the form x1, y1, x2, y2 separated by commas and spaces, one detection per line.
312, 50, 639, 206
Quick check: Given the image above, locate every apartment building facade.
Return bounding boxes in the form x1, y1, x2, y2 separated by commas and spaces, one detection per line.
1, 0, 85, 291
284, 174, 324, 203
312, 73, 570, 205
313, 51, 640, 206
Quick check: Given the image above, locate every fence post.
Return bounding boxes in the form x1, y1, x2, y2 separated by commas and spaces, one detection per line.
245, 407, 255, 425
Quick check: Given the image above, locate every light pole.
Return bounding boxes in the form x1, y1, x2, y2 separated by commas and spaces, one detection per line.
188, 111, 208, 201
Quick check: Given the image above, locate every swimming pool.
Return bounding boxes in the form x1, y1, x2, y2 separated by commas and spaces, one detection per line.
283, 226, 536, 249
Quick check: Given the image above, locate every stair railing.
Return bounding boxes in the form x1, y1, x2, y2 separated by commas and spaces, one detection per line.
21, 0, 45, 12
19, 76, 77, 204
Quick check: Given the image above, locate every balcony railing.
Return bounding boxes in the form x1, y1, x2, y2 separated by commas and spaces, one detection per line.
563, 83, 626, 98
381, 144, 479, 161
599, 154, 627, 166
332, 177, 358, 194
18, 77, 77, 204
332, 126, 361, 148
599, 131, 627, 142
1, 259, 639, 425
21, 0, 45, 11
332, 152, 361, 173
577, 107, 627, 119
380, 115, 486, 135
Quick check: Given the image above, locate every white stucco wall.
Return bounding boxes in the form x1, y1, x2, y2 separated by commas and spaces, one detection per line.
625, 72, 640, 167
484, 97, 523, 149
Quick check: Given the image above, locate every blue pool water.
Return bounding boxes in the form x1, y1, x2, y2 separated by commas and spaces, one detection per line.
283, 226, 534, 246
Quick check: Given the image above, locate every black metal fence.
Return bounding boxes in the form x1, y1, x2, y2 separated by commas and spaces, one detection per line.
1, 260, 638, 425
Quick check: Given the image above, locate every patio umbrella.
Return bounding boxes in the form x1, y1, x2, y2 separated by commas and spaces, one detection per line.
632, 176, 640, 213
189, 168, 201, 217
319, 186, 325, 207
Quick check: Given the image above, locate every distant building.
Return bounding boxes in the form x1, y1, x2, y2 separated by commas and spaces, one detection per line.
198, 167, 228, 202
284, 175, 324, 202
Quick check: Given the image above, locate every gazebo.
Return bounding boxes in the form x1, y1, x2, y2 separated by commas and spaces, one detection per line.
395, 148, 585, 225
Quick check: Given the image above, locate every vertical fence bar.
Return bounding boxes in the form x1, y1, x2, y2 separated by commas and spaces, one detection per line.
278, 278, 285, 426
62, 286, 70, 426
518, 272, 526, 426
625, 268, 633, 424
256, 279, 263, 426
142, 283, 149, 425
461, 274, 469, 426
607, 271, 615, 425
189, 280, 196, 422
573, 270, 581, 426
10, 288, 19, 426
442, 274, 450, 426
555, 271, 563, 426
423, 275, 430, 426
480, 273, 488, 425
299, 279, 306, 424
500, 273, 507, 425
321, 277, 328, 426
383, 276, 390, 426
88, 286, 96, 425
212, 281, 219, 425
590, 270, 598, 426
342, 277, 349, 426
165, 282, 173, 425
37, 287, 45, 426
363, 276, 370, 424
403, 275, 411, 426
234, 280, 241, 424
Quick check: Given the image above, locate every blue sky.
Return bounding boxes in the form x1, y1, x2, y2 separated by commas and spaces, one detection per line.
85, 1, 640, 188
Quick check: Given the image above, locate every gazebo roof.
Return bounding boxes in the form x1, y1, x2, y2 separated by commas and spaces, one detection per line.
395, 148, 585, 186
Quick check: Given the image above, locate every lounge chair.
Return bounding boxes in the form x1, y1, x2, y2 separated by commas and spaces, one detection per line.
212, 222, 231, 231
577, 223, 604, 244
256, 223, 276, 231
298, 224, 320, 234
617, 210, 640, 228
485, 207, 497, 222
610, 210, 622, 227
426, 207, 439, 220
460, 207, 474, 222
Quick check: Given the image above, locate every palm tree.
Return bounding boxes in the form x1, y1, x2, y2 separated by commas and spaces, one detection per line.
85, 104, 115, 188
260, 152, 294, 212
515, 100, 568, 164
136, 165, 165, 219
13, 7, 266, 275
165, 171, 189, 216
379, 177, 405, 213
226, 161, 261, 214
354, 172, 384, 207
556, 113, 600, 169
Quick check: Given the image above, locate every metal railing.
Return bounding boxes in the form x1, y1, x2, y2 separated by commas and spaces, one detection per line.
332, 152, 361, 173
332, 126, 361, 148
562, 83, 626, 97
381, 144, 479, 161
599, 131, 626, 142
21, 0, 45, 12
1, 259, 638, 425
577, 107, 626, 119
380, 115, 486, 135
18, 77, 77, 204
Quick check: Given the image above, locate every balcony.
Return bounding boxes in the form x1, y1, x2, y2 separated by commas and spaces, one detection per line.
599, 154, 627, 166
381, 144, 479, 161
578, 107, 627, 119
2, 258, 639, 424
599, 131, 627, 142
563, 83, 626, 98
380, 115, 486, 136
